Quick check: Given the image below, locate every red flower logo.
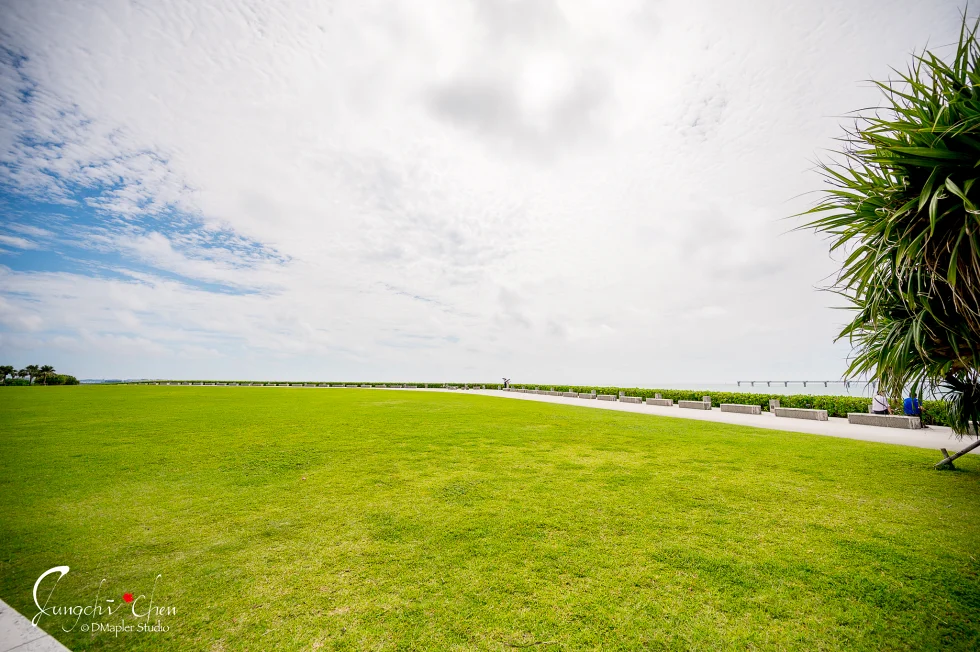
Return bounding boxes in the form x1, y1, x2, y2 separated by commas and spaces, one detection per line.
123, 593, 134, 603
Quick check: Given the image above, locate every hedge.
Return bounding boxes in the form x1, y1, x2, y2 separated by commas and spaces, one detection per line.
43, 374, 80, 385
2, 375, 78, 386
506, 384, 949, 427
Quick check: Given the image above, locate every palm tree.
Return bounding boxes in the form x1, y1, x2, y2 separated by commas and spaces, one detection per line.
805, 16, 980, 460
22, 365, 39, 385
0, 365, 12, 383
39, 365, 55, 385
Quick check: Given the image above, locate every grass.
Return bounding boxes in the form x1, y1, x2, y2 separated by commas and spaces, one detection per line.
1, 387, 979, 650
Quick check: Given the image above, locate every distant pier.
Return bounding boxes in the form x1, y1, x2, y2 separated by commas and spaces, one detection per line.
736, 380, 871, 389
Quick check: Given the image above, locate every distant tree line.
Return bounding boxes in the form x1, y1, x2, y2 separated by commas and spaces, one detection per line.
0, 365, 79, 386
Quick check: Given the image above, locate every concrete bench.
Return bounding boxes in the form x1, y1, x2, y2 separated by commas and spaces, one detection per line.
721, 403, 761, 415
847, 413, 922, 429
405, 385, 417, 388
646, 398, 673, 407
679, 400, 711, 410
774, 407, 828, 421
597, 394, 616, 401
620, 396, 642, 404
578, 393, 595, 399
561, 392, 577, 398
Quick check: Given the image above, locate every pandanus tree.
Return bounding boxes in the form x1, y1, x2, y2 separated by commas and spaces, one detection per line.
0, 365, 12, 382
805, 16, 980, 463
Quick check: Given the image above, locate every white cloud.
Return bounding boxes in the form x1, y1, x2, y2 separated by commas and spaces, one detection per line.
685, 306, 727, 320
0, 0, 968, 382
6, 224, 54, 237
0, 234, 37, 249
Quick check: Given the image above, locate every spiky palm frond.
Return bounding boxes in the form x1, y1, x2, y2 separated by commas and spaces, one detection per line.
805, 15, 980, 435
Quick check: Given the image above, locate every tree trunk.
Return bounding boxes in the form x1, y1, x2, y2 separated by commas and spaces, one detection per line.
935, 438, 980, 469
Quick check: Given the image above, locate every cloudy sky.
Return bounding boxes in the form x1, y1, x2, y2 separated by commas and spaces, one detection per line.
0, 0, 967, 383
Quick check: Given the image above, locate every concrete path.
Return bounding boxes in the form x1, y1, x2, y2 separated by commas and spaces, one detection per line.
0, 600, 69, 652
425, 389, 977, 455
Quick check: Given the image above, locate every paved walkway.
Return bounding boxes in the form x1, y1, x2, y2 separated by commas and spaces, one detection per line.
0, 600, 69, 652
421, 389, 976, 455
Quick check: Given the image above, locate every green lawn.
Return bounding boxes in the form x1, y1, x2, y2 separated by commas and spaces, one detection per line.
1, 387, 978, 650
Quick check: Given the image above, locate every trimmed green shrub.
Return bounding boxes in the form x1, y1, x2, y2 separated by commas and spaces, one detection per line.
2, 378, 30, 386
45, 374, 80, 385
506, 384, 951, 426
3, 376, 78, 386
